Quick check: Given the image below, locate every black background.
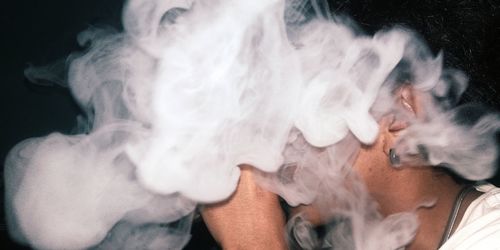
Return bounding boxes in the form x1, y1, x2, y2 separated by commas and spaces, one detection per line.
1, 0, 499, 249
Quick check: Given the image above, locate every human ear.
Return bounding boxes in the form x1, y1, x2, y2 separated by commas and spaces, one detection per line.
385, 85, 425, 166
383, 85, 420, 158
388, 84, 420, 133
398, 84, 419, 116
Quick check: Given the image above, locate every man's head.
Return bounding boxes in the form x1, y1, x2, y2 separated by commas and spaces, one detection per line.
352, 78, 500, 215
352, 85, 436, 213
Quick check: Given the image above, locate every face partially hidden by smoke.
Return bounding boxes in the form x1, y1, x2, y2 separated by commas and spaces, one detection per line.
5, 0, 500, 249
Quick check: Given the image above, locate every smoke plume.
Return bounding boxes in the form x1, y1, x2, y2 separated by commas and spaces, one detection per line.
5, 0, 499, 249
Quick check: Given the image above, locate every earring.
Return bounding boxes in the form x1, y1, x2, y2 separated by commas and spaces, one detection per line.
389, 148, 400, 166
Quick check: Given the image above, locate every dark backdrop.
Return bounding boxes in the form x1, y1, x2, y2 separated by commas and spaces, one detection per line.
1, 0, 499, 249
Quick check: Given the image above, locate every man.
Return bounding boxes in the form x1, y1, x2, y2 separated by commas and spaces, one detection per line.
200, 1, 500, 249
201, 87, 500, 250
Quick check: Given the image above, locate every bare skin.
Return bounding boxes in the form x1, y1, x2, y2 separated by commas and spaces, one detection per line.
297, 85, 482, 249
201, 165, 287, 250
356, 86, 482, 249
201, 85, 482, 249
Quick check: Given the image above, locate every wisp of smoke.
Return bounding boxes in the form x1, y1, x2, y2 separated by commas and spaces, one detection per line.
5, 0, 500, 249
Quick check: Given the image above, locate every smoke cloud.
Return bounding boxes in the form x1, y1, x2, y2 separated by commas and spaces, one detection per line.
5, 0, 499, 249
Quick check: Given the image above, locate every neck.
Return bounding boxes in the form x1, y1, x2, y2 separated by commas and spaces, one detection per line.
409, 180, 461, 250
373, 170, 478, 250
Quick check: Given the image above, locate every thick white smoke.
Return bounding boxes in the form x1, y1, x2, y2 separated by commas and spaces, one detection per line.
5, 0, 500, 249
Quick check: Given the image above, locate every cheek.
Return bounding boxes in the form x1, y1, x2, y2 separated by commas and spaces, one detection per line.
352, 142, 392, 191
351, 122, 399, 189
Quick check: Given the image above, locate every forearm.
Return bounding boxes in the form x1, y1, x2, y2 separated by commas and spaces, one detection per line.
201, 165, 287, 250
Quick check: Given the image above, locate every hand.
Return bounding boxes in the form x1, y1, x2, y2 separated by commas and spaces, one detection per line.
201, 165, 287, 250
